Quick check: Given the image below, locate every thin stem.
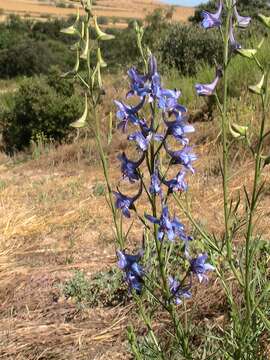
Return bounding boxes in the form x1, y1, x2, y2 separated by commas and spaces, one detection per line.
244, 94, 266, 322
221, 4, 232, 262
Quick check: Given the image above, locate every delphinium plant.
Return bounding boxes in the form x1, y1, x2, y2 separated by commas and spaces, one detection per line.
62, 2, 214, 358
182, 0, 270, 358
113, 28, 215, 358
62, 0, 269, 359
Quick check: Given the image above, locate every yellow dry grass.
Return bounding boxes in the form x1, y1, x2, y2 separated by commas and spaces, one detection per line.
0, 120, 269, 358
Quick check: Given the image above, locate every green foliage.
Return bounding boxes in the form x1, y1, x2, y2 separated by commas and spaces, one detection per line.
0, 15, 76, 79
63, 269, 127, 307
93, 182, 106, 197
1, 72, 82, 154
55, 1, 67, 8
159, 24, 223, 75
98, 16, 109, 25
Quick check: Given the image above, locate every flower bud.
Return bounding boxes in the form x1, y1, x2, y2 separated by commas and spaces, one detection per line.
61, 9, 80, 35
230, 123, 248, 139
258, 14, 270, 29
94, 16, 115, 41
70, 94, 88, 128
249, 74, 265, 95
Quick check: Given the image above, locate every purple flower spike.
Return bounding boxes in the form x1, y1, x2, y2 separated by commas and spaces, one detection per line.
117, 250, 144, 293
229, 18, 241, 50
113, 184, 142, 218
149, 170, 162, 195
117, 152, 144, 183
165, 119, 194, 145
148, 55, 158, 78
165, 144, 197, 173
172, 217, 193, 256
145, 205, 176, 241
162, 170, 188, 193
114, 98, 145, 132
190, 254, 215, 283
168, 276, 191, 305
233, 0, 251, 28
117, 249, 144, 276
201, 0, 223, 29
127, 67, 149, 98
128, 132, 150, 152
158, 89, 187, 114
195, 68, 222, 96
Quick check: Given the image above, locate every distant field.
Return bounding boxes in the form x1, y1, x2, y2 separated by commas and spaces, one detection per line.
0, 0, 194, 25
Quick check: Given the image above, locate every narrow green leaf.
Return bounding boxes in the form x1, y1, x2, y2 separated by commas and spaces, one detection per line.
107, 112, 113, 145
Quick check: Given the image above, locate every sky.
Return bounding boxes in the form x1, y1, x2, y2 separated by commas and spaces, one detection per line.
161, 0, 208, 6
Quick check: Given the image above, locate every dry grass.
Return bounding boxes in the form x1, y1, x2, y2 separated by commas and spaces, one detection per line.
0, 114, 269, 358
0, 0, 194, 26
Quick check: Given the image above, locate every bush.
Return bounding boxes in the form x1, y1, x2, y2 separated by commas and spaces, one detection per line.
159, 24, 223, 76
0, 37, 74, 78
98, 16, 109, 25
1, 74, 82, 154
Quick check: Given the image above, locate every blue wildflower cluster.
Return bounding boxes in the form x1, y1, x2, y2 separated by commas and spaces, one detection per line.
196, 0, 251, 96
114, 56, 214, 303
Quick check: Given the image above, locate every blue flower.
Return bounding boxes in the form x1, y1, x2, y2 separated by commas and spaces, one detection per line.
233, 0, 251, 28
229, 18, 241, 50
145, 205, 175, 241
172, 217, 193, 255
126, 67, 150, 98
113, 184, 142, 218
195, 68, 222, 96
165, 118, 194, 145
117, 249, 144, 292
148, 55, 162, 99
162, 170, 188, 193
114, 98, 145, 132
128, 131, 150, 152
201, 0, 223, 29
190, 254, 215, 283
149, 169, 162, 195
157, 89, 187, 114
139, 119, 164, 142
117, 152, 144, 182
165, 144, 197, 173
117, 249, 144, 276
168, 276, 191, 305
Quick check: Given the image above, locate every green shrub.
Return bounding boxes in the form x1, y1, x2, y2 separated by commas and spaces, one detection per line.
0, 38, 73, 78
159, 24, 223, 76
1, 74, 82, 154
98, 16, 109, 25
55, 1, 66, 8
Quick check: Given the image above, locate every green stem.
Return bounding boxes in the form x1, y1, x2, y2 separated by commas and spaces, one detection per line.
244, 94, 266, 322
93, 108, 124, 248
221, 4, 232, 262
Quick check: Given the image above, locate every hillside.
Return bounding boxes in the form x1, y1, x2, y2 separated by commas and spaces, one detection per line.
0, 0, 194, 25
